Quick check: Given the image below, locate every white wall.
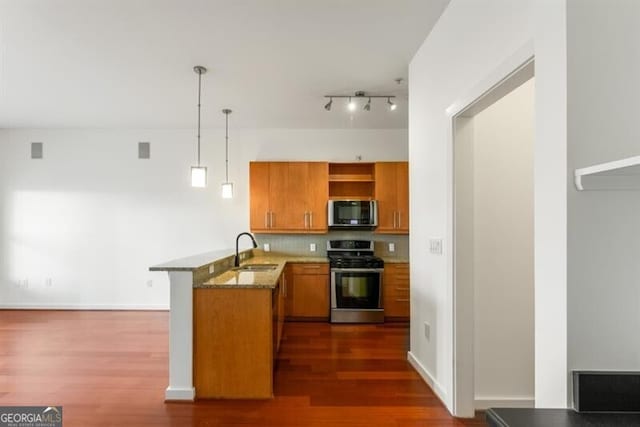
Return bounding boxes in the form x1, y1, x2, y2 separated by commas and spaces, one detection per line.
472, 79, 534, 406
0, 128, 407, 309
567, 0, 640, 394
408, 0, 567, 413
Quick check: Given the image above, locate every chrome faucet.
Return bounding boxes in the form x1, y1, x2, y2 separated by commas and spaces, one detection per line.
235, 232, 258, 267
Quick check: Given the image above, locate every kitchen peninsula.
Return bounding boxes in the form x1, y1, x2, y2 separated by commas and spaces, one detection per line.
150, 249, 327, 401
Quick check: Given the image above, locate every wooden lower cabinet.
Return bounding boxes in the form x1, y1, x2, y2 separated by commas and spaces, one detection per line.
193, 276, 285, 399
285, 263, 329, 321
383, 263, 410, 321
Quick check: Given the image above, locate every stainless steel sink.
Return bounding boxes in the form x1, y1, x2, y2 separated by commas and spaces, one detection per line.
232, 263, 279, 272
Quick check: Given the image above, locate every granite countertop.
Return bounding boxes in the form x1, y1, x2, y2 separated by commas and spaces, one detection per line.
149, 248, 238, 272
382, 257, 409, 263
199, 254, 329, 289
151, 248, 408, 289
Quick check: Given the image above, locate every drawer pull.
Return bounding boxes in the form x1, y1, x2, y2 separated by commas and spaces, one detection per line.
395, 298, 409, 302
395, 287, 409, 291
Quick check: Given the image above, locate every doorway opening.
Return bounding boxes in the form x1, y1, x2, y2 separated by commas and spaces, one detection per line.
452, 59, 535, 417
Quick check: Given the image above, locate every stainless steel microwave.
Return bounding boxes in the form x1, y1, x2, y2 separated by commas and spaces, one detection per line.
328, 200, 378, 229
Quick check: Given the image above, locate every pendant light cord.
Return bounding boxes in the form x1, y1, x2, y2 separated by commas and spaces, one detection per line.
196, 70, 202, 166
225, 112, 229, 182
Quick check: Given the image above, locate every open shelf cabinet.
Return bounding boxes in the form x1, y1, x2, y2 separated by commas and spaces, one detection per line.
328, 163, 375, 199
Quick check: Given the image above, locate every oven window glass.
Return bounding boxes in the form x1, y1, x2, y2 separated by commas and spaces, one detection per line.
334, 272, 381, 309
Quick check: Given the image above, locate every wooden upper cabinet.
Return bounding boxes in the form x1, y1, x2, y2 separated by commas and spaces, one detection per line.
286, 162, 309, 231
249, 162, 271, 232
268, 162, 293, 231
249, 162, 328, 234
375, 162, 409, 234
395, 162, 409, 233
374, 162, 397, 233
305, 162, 329, 232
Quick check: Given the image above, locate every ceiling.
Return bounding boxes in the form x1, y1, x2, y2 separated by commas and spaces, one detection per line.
0, 0, 449, 129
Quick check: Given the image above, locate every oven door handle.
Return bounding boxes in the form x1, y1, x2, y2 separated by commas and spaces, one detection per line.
330, 268, 384, 273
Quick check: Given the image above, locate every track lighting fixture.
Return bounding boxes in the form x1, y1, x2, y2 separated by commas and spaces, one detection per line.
323, 91, 397, 112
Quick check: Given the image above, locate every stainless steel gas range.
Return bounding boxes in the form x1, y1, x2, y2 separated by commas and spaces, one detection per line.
327, 240, 384, 323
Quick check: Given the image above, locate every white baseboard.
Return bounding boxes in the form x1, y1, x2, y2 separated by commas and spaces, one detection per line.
407, 351, 450, 410
165, 386, 195, 401
475, 397, 535, 410
0, 303, 169, 310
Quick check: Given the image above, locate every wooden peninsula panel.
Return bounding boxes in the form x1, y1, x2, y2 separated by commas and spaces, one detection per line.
194, 288, 273, 399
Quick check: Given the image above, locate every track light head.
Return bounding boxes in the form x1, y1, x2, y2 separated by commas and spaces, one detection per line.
347, 97, 356, 112
363, 98, 371, 111
387, 97, 397, 111
324, 98, 333, 111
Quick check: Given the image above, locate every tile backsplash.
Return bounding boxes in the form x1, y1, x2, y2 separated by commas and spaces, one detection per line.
255, 231, 409, 259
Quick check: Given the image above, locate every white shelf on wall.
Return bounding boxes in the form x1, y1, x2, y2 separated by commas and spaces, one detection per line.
574, 155, 640, 191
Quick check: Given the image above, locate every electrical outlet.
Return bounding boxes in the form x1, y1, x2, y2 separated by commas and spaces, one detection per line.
424, 322, 431, 340
146, 280, 153, 288
45, 278, 53, 288
263, 243, 270, 252
388, 242, 395, 252
310, 243, 317, 252
209, 264, 215, 274
429, 239, 443, 255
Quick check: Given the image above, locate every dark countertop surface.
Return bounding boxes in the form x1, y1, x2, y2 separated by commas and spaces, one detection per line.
487, 408, 640, 427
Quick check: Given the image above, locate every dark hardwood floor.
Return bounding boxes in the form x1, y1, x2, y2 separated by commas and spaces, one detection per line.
0, 310, 486, 426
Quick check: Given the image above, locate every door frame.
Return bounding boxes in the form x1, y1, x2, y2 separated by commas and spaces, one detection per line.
446, 41, 535, 418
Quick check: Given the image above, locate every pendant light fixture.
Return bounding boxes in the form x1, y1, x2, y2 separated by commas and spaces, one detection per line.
191, 65, 207, 187
221, 108, 234, 198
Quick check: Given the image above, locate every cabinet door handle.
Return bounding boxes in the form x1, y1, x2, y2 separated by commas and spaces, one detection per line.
397, 212, 401, 229
270, 212, 275, 228
309, 212, 313, 228
304, 212, 309, 228
283, 276, 287, 297
265, 212, 269, 228
393, 211, 398, 229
